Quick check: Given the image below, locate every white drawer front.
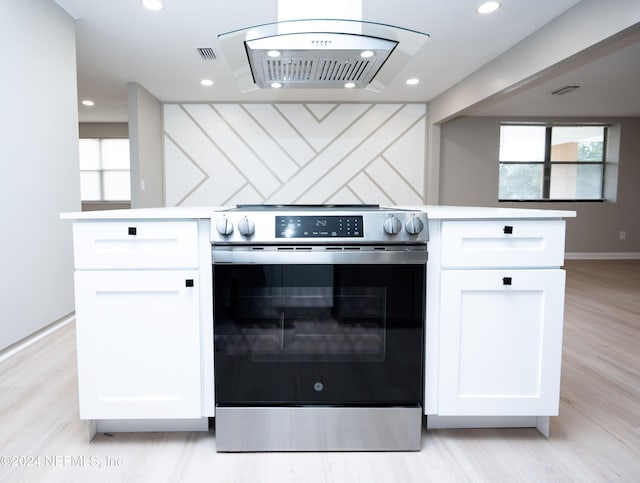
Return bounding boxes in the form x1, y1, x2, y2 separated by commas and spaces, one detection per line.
441, 220, 565, 268
73, 221, 199, 269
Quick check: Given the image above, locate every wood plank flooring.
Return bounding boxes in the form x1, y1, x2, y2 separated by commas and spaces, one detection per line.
1, 260, 639, 482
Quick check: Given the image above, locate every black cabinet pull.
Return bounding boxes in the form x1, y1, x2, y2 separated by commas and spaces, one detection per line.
128, 226, 137, 236
502, 277, 512, 286
503, 225, 513, 234
185, 279, 194, 287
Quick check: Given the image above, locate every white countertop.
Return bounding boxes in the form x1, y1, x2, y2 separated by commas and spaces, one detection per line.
60, 205, 576, 221
60, 206, 219, 220
401, 205, 576, 219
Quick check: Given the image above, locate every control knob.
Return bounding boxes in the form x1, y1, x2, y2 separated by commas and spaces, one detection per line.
383, 215, 402, 235
237, 216, 255, 237
405, 215, 424, 235
215, 216, 234, 236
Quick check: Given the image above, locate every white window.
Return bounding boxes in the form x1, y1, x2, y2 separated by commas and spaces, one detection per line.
79, 138, 131, 201
499, 124, 606, 201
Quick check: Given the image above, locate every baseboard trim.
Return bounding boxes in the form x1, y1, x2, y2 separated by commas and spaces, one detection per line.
93, 418, 209, 435
565, 252, 640, 260
0, 313, 75, 363
426, 415, 552, 437
427, 415, 538, 429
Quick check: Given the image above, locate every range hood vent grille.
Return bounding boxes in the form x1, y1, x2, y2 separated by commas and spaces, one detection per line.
263, 57, 373, 83
266, 59, 314, 82
245, 32, 396, 89
319, 59, 370, 82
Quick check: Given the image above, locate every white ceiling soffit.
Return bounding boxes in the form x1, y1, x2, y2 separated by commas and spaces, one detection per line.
471, 27, 640, 118
218, 19, 428, 91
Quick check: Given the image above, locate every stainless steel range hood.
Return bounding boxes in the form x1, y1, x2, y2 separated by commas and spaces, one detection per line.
218, 19, 429, 92
245, 32, 398, 89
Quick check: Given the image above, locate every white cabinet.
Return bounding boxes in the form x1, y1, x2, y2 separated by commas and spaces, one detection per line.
439, 269, 565, 415
72, 220, 203, 420
75, 271, 201, 419
73, 220, 199, 269
440, 219, 565, 268
435, 219, 566, 418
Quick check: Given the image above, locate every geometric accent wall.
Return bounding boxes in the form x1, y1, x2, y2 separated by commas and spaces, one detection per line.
163, 103, 426, 206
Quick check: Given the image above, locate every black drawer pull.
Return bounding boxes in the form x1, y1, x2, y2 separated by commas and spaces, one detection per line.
503, 225, 513, 234
185, 279, 194, 287
128, 226, 137, 236
503, 277, 512, 286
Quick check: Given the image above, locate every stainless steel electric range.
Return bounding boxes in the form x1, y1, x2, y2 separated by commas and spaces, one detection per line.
210, 205, 428, 451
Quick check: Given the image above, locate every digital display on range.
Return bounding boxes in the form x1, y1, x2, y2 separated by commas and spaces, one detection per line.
276, 216, 363, 238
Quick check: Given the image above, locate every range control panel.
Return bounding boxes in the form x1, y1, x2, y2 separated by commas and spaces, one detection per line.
211, 208, 428, 245
276, 215, 363, 238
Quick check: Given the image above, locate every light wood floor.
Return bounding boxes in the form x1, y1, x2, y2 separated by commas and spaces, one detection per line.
1, 260, 639, 482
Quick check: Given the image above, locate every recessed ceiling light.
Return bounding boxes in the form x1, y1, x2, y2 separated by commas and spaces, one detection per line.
81, 100, 95, 106
267, 50, 281, 58
360, 50, 374, 58
142, 0, 164, 11
200, 79, 214, 87
344, 82, 356, 89
477, 2, 500, 14
406, 78, 420, 86
271, 82, 282, 89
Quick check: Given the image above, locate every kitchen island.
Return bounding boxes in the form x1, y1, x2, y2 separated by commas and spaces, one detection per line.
61, 205, 575, 440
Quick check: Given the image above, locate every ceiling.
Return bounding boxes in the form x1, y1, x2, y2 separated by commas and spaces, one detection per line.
470, 27, 640, 118
52, 0, 640, 123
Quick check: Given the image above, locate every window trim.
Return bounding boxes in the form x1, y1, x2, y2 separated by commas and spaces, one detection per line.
498, 123, 608, 202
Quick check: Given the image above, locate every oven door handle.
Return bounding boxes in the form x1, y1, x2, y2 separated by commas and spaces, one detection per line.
211, 247, 427, 265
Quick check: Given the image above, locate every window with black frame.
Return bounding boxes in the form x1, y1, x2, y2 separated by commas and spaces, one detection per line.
498, 124, 607, 201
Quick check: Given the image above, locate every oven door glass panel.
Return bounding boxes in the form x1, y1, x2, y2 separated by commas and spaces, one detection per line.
216, 285, 385, 361
214, 264, 425, 406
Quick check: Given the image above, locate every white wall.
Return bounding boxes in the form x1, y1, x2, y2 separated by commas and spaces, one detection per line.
0, 0, 80, 350
79, 122, 129, 138
128, 84, 164, 208
163, 103, 426, 206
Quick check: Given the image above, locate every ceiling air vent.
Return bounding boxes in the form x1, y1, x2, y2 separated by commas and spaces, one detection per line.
196, 47, 216, 60
549, 85, 581, 96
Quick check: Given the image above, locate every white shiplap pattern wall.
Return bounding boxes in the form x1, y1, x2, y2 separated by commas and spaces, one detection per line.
163, 103, 426, 206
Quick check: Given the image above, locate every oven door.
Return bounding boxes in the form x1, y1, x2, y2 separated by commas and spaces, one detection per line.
213, 249, 425, 406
